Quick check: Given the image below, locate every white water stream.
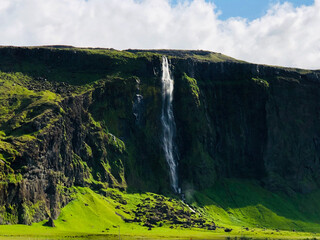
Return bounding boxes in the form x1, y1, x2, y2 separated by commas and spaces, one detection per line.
161, 56, 179, 193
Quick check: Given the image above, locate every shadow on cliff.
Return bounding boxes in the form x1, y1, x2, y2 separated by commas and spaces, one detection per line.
191, 178, 320, 232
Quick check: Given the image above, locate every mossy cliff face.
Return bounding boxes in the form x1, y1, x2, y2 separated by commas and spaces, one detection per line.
0, 77, 128, 224
0, 47, 319, 224
172, 58, 320, 194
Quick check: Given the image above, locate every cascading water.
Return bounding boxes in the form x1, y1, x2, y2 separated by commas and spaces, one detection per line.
161, 56, 179, 193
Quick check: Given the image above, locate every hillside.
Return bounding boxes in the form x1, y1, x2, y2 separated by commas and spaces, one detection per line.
0, 46, 320, 238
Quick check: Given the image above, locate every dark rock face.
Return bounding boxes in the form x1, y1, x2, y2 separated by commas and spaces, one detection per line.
44, 217, 55, 227
0, 47, 320, 224
172, 59, 320, 193
174, 61, 269, 189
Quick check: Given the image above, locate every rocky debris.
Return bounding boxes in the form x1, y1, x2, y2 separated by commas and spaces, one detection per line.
103, 190, 127, 205
148, 216, 160, 224
131, 195, 214, 230
143, 222, 153, 228
207, 223, 216, 230
133, 218, 141, 223
119, 199, 127, 205
28, 77, 77, 96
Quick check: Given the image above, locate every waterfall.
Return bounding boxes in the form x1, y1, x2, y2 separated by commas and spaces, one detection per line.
161, 56, 179, 193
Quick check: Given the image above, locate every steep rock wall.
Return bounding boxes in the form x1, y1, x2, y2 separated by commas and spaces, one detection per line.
0, 47, 320, 224
172, 59, 320, 193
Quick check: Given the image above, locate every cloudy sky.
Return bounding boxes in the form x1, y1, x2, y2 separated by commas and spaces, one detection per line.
0, 0, 319, 69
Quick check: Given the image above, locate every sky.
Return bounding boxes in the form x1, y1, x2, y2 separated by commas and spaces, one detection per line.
209, 0, 314, 20
0, 0, 319, 69
171, 0, 314, 20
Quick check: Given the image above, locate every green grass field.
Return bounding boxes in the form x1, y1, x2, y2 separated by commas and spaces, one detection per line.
0, 179, 319, 240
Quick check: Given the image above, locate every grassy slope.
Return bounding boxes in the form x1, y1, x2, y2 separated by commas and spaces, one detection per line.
0, 181, 319, 239
0, 71, 61, 130
192, 179, 320, 233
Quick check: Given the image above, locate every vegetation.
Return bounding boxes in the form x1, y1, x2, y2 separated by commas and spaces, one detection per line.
0, 71, 62, 184
192, 179, 320, 233
252, 77, 269, 88
0, 183, 320, 239
182, 73, 201, 106
127, 49, 242, 63
0, 46, 320, 239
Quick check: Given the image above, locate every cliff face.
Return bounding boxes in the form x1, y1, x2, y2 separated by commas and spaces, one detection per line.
0, 78, 128, 224
172, 59, 320, 194
0, 47, 320, 224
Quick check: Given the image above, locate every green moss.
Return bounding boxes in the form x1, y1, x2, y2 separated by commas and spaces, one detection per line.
0, 140, 18, 158
84, 143, 93, 157
107, 133, 125, 153
88, 113, 102, 129
0, 71, 66, 186
72, 153, 90, 178
0, 71, 62, 138
6, 173, 22, 184
252, 77, 269, 88
0, 204, 18, 224
182, 73, 201, 106
21, 201, 47, 225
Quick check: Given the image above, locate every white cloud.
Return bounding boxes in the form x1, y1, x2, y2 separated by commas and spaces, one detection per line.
0, 0, 319, 69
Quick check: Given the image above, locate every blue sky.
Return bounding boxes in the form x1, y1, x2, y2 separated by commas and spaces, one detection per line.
171, 0, 314, 20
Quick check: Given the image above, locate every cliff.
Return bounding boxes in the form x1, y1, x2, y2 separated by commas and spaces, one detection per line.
0, 46, 320, 225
